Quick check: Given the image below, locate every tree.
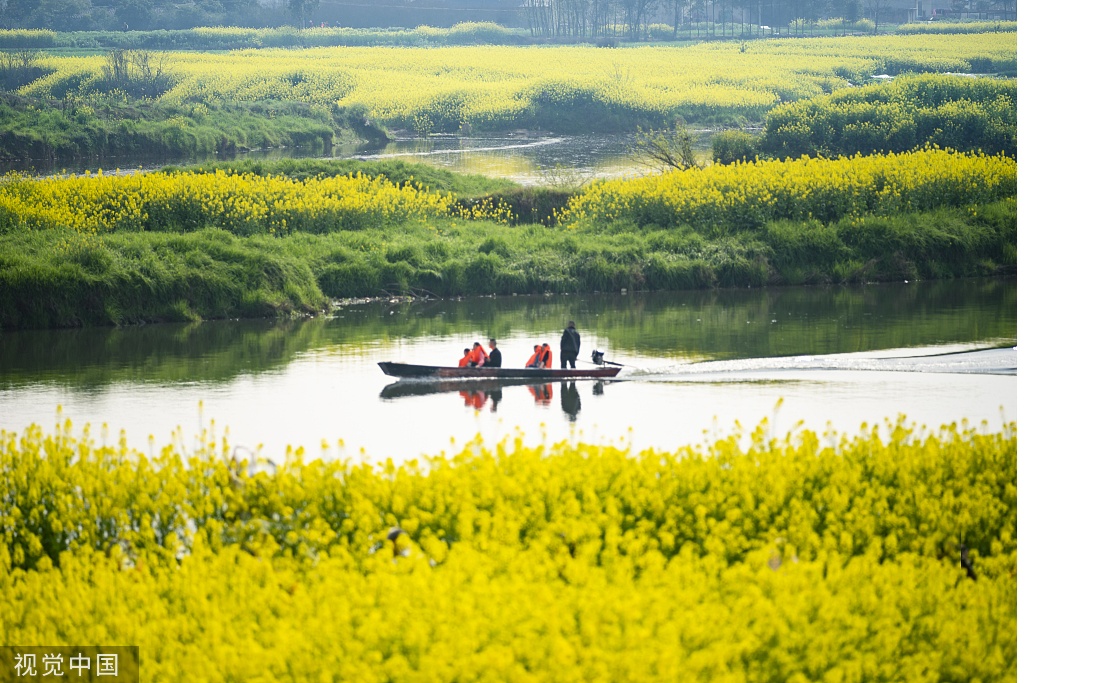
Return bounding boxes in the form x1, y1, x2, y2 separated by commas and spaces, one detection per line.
287, 0, 319, 28
115, 0, 154, 30
633, 122, 702, 172
862, 0, 889, 34
841, 0, 860, 35
619, 0, 656, 39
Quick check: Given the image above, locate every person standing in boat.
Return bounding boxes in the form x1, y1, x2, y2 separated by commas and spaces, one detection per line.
560, 320, 581, 369
487, 339, 502, 368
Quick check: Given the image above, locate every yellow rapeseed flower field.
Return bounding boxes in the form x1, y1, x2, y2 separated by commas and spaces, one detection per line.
0, 170, 519, 235
563, 147, 1017, 232
19, 33, 1016, 131
1, 414, 1016, 680
0, 149, 1016, 237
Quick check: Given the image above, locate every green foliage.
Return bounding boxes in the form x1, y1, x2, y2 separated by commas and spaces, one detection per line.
98, 49, 173, 99
0, 24, 533, 49
761, 73, 1016, 159
0, 49, 49, 90
0, 95, 336, 162
0, 228, 327, 328
525, 86, 667, 133
0, 199, 1015, 329
711, 129, 760, 165
634, 123, 703, 171
895, 20, 1017, 35
159, 158, 518, 197
462, 186, 575, 225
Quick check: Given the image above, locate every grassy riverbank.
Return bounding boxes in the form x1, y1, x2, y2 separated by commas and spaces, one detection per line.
0, 95, 344, 162
0, 415, 1017, 680
0, 199, 1016, 329
0, 151, 1016, 329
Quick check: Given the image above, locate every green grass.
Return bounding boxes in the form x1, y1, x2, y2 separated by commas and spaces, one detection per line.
0, 95, 338, 162
0, 228, 327, 329
0, 199, 1016, 329
157, 158, 518, 197
712, 73, 1017, 161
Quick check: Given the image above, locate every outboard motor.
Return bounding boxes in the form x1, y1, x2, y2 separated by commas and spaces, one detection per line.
592, 350, 606, 365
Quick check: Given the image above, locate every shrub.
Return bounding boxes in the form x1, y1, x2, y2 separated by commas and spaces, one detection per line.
711, 129, 761, 165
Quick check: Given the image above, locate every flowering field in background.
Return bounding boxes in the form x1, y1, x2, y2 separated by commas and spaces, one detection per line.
0, 170, 515, 236
562, 148, 1017, 233
17, 33, 1016, 132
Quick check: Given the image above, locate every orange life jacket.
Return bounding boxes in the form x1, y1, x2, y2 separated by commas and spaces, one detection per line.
526, 346, 541, 368
468, 346, 488, 367
541, 345, 553, 368
459, 355, 470, 367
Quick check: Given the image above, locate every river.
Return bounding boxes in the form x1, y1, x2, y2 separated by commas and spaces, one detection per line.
5, 131, 720, 185
0, 278, 1017, 463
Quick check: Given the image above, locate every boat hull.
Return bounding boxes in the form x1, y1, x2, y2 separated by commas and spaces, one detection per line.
378, 361, 621, 380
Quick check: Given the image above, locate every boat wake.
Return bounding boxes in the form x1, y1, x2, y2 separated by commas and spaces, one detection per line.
624, 345, 1017, 382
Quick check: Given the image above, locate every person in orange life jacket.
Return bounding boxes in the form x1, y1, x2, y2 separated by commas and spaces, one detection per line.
525, 345, 541, 368
467, 342, 488, 367
459, 348, 472, 367
540, 343, 553, 368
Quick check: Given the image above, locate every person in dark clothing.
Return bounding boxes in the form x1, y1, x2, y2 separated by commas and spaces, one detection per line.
560, 381, 581, 422
487, 338, 502, 368
560, 320, 581, 369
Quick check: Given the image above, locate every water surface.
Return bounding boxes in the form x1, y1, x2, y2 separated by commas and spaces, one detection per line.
7, 131, 717, 185
0, 279, 1017, 461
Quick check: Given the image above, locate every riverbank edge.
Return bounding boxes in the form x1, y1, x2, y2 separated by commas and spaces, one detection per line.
0, 198, 1016, 331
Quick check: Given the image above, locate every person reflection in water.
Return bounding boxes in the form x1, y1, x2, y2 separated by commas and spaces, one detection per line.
460, 390, 488, 410
560, 381, 581, 422
528, 383, 553, 406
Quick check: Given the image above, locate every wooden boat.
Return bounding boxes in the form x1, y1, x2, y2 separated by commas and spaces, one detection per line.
378, 361, 621, 380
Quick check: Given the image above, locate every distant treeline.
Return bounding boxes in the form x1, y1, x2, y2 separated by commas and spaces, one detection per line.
0, 0, 1017, 38
0, 23, 534, 50
713, 74, 1016, 162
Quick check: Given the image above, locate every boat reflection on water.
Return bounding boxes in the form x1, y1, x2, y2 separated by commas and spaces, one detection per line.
379, 378, 612, 422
